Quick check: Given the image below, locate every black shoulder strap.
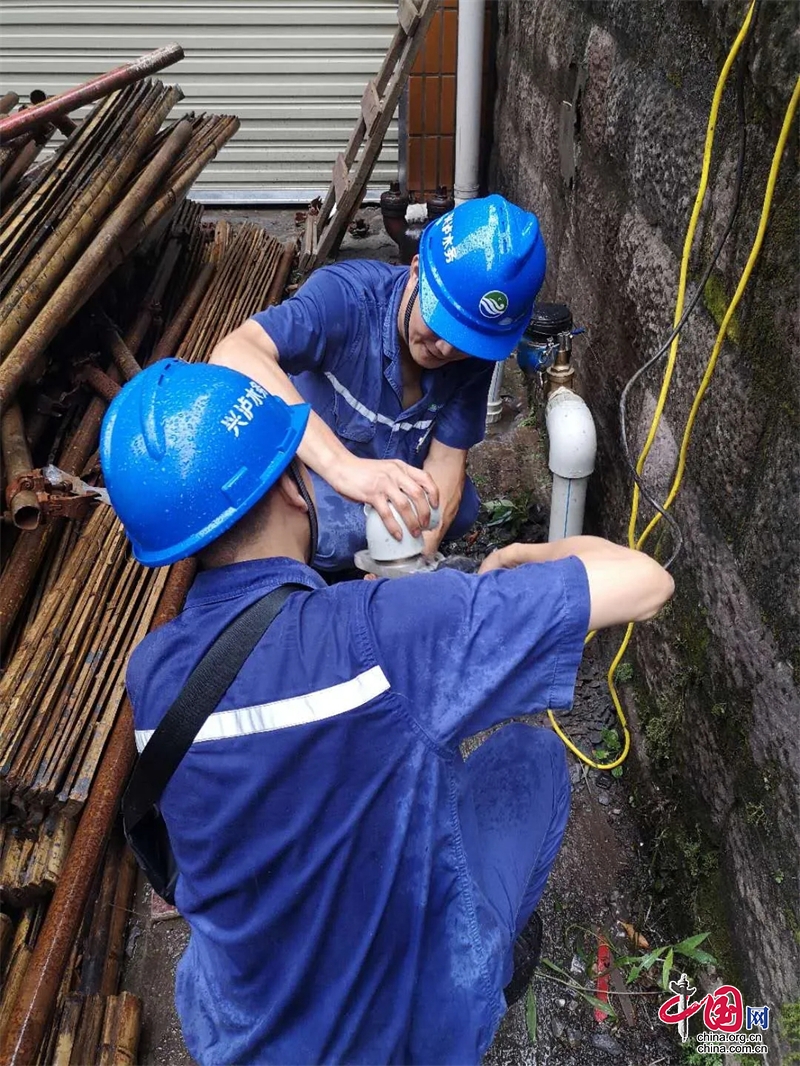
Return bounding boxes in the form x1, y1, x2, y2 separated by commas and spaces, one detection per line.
123, 582, 308, 828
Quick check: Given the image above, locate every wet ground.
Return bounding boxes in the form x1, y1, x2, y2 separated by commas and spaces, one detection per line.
120, 207, 694, 1066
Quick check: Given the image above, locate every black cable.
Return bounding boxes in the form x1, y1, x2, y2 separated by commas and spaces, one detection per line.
403, 279, 422, 345
289, 458, 319, 565
618, 0, 761, 570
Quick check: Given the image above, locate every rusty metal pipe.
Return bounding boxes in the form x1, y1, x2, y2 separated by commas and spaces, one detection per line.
0, 115, 194, 412
124, 237, 184, 357
0, 84, 182, 359
96, 316, 140, 382
0, 254, 172, 634
0, 131, 51, 201
1, 405, 41, 530
0, 217, 187, 632
264, 240, 297, 308
29, 91, 77, 137
0, 560, 194, 1066
0, 528, 52, 638
80, 367, 121, 404
59, 233, 181, 473
0, 92, 19, 115
148, 262, 216, 366
0, 45, 184, 141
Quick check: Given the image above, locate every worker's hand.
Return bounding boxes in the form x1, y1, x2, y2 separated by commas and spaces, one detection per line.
477, 542, 551, 574
421, 527, 445, 558
332, 456, 439, 540
477, 545, 514, 574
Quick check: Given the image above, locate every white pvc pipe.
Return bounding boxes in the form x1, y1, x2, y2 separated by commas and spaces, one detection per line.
485, 361, 504, 425
549, 474, 591, 541
454, 0, 485, 204
545, 387, 597, 541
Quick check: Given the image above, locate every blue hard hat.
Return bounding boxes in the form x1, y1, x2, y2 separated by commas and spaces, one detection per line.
100, 359, 310, 567
418, 194, 546, 362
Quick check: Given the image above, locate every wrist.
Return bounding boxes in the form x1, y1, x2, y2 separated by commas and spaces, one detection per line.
306, 427, 354, 486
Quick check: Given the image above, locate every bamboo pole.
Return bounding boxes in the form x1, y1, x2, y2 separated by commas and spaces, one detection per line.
99, 847, 137, 998
0, 205, 196, 640
0, 906, 40, 1044
79, 835, 122, 996
147, 262, 215, 366
0, 561, 195, 1066
0, 87, 136, 292
0, 915, 13, 970
0, 83, 180, 356
0, 132, 52, 202
67, 993, 104, 1066
50, 995, 82, 1066
265, 239, 298, 308
0, 45, 184, 140
67, 115, 239, 337
0, 115, 194, 411
97, 992, 141, 1066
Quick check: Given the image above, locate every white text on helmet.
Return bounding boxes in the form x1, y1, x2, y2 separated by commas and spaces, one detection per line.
221, 381, 270, 437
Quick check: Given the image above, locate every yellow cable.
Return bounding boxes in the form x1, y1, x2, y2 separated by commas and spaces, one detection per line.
637, 73, 800, 550
626, 0, 756, 550
549, 1, 794, 773
561, 72, 800, 773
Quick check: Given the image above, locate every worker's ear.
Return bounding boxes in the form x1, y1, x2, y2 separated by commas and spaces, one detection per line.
276, 471, 309, 514
410, 255, 419, 281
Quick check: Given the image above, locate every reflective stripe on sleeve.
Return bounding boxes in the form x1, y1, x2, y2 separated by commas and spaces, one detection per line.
135, 665, 391, 752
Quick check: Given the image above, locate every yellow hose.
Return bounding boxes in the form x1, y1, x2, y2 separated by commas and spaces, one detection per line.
637, 73, 800, 550
625, 0, 756, 551
549, 5, 800, 772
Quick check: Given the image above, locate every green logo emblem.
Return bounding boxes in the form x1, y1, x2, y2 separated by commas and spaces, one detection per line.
479, 290, 509, 318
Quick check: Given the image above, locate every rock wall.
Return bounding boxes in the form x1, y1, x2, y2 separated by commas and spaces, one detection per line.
490, 0, 799, 1039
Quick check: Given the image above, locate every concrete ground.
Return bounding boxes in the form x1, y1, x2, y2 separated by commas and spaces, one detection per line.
203, 203, 401, 267
121, 208, 687, 1066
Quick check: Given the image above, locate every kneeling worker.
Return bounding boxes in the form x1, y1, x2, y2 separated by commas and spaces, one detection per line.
210, 194, 546, 571
101, 359, 674, 1065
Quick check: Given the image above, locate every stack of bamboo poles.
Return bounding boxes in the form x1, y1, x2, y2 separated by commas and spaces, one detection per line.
177, 221, 296, 363
0, 220, 293, 832
0, 815, 74, 907
0, 78, 239, 412
0, 208, 297, 1063
0, 831, 142, 1063
0, 47, 298, 1064
0, 507, 172, 825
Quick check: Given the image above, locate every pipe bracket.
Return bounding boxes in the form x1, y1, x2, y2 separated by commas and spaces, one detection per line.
5, 467, 109, 525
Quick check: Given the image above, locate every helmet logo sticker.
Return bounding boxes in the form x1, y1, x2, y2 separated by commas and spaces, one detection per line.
479, 290, 509, 318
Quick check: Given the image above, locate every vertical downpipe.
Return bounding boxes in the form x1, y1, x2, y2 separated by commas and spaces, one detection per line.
454, 0, 485, 205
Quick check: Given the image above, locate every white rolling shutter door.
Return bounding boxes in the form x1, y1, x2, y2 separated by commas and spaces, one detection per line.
0, 1, 401, 202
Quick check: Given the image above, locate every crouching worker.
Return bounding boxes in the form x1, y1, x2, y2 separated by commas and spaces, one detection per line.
101, 359, 674, 1066
209, 194, 547, 572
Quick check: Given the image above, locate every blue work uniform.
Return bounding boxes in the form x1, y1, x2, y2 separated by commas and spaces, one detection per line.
251, 261, 494, 570
127, 555, 589, 1065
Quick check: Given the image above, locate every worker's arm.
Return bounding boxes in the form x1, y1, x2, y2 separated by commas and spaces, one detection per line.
421, 439, 467, 555
478, 537, 674, 629
210, 320, 438, 539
